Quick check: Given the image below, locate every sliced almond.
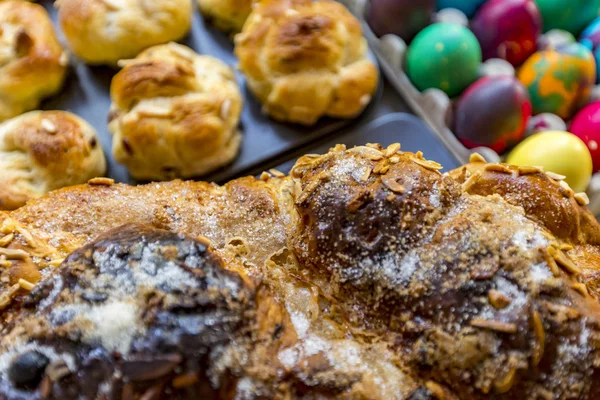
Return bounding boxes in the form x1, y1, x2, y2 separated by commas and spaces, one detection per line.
484, 163, 513, 174
413, 158, 443, 171
0, 248, 29, 260
18, 278, 35, 291
220, 99, 232, 120
384, 143, 401, 158
546, 171, 566, 181
531, 310, 545, 367
469, 153, 487, 163
360, 168, 371, 182
260, 171, 270, 181
88, 177, 115, 186
517, 165, 543, 176
269, 169, 285, 178
40, 119, 57, 133
348, 146, 384, 161
559, 180, 574, 196
572, 283, 589, 297
470, 318, 517, 334
494, 367, 517, 394
553, 249, 581, 275
0, 233, 14, 247
574, 192, 590, 206
461, 171, 482, 192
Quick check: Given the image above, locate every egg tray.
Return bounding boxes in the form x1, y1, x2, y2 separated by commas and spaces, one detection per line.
339, 0, 600, 216
38, 0, 382, 185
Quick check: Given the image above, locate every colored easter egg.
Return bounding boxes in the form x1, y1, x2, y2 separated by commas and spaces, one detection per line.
506, 130, 593, 192
570, 102, 600, 172
406, 23, 482, 97
517, 43, 596, 119
436, 0, 486, 18
580, 17, 600, 82
471, 0, 541, 66
367, 0, 436, 41
535, 0, 600, 35
454, 76, 531, 153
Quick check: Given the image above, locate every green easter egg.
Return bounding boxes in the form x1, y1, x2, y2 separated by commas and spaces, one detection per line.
406, 23, 482, 97
535, 0, 600, 35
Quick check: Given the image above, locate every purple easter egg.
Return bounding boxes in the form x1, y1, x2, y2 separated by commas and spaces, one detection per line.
454, 76, 532, 153
471, 0, 541, 66
366, 0, 436, 41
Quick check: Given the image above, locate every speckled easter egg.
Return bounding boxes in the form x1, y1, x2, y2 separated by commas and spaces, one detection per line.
436, 0, 486, 18
570, 102, 600, 172
454, 76, 531, 153
471, 0, 541, 66
406, 23, 482, 97
367, 0, 436, 41
517, 43, 596, 118
507, 130, 593, 192
535, 0, 600, 35
580, 17, 600, 82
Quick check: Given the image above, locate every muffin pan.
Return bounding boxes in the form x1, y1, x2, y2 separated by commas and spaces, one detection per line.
39, 0, 382, 184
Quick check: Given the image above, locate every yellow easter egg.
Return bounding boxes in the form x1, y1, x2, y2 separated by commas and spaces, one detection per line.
506, 130, 593, 192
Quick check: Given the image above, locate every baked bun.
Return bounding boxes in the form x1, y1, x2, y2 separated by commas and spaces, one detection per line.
234, 0, 379, 125
0, 111, 106, 210
198, 0, 254, 32
0, 1, 67, 122
55, 0, 192, 65
109, 43, 243, 181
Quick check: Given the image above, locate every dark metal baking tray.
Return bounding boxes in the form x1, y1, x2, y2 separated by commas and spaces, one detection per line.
272, 112, 461, 174
39, 0, 382, 184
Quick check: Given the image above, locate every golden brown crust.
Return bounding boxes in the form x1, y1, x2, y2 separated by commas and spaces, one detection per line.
0, 111, 106, 211
198, 0, 254, 32
109, 43, 243, 180
448, 162, 600, 245
234, 0, 378, 125
2, 144, 600, 399
55, 0, 192, 65
0, 1, 67, 121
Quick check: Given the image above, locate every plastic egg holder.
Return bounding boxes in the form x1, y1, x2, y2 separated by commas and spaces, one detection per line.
339, 0, 501, 163
337, 0, 600, 213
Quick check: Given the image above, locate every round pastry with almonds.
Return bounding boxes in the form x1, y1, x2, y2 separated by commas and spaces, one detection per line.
0, 1, 67, 122
0, 111, 106, 211
109, 43, 243, 181
234, 0, 379, 125
55, 0, 192, 65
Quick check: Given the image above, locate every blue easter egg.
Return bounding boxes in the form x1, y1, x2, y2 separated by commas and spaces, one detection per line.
580, 17, 600, 82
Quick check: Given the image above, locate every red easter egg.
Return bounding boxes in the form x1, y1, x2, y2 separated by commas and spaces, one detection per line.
570, 101, 600, 172
471, 0, 541, 66
454, 76, 532, 153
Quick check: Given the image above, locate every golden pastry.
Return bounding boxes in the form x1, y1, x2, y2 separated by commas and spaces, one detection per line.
109, 43, 243, 180
0, 1, 67, 121
55, 0, 193, 65
234, 0, 379, 125
0, 110, 106, 210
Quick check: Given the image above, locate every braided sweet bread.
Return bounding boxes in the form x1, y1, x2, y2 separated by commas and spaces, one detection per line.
1, 143, 600, 399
